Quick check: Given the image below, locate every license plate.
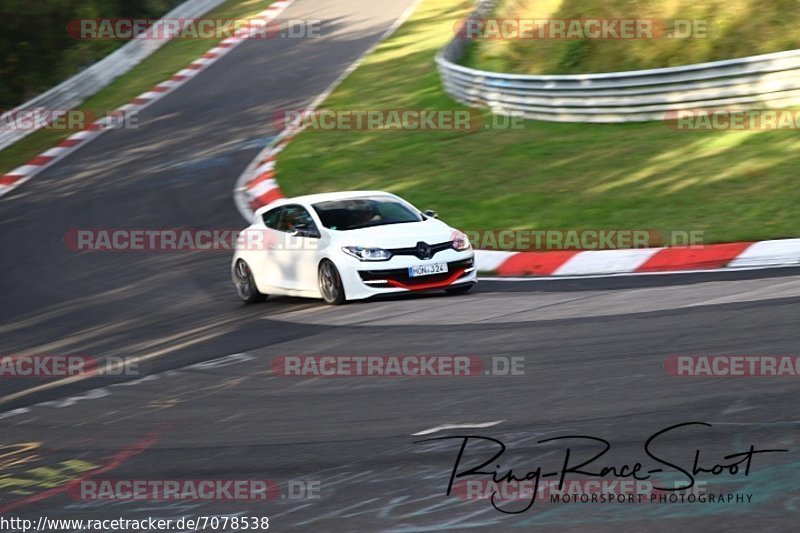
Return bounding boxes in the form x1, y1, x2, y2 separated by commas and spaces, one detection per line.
408, 263, 448, 277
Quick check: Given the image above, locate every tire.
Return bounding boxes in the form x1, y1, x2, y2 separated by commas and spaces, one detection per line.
234, 259, 267, 303
318, 259, 346, 305
445, 283, 474, 295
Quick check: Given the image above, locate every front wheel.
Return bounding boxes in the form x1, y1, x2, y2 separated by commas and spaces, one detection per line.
318, 259, 346, 305
234, 259, 266, 303
445, 283, 474, 295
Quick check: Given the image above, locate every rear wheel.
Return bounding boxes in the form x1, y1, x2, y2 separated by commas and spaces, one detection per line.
445, 283, 474, 295
319, 259, 346, 305
234, 260, 266, 303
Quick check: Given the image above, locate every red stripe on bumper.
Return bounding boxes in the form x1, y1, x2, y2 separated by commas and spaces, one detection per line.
386, 269, 468, 291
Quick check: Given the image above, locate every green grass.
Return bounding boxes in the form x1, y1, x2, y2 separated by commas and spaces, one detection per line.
0, 0, 273, 176
275, 0, 800, 243
463, 0, 800, 74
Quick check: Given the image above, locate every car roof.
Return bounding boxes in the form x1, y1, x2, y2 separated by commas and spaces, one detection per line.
254, 190, 398, 215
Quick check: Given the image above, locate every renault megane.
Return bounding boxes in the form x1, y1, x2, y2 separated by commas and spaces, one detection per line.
232, 191, 476, 304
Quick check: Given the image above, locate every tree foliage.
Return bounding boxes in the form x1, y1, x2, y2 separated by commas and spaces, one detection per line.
0, 0, 179, 108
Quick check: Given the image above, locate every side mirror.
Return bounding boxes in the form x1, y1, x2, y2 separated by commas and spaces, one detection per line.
424, 210, 438, 219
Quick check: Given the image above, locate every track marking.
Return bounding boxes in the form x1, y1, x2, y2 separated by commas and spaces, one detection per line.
411, 420, 504, 436
478, 263, 800, 281
0, 351, 254, 413
0, 407, 30, 421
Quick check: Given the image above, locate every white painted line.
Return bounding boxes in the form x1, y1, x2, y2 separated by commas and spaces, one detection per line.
188, 352, 255, 370
0, 407, 30, 421
39, 387, 110, 409
412, 420, 504, 436
113, 374, 160, 387
478, 262, 800, 281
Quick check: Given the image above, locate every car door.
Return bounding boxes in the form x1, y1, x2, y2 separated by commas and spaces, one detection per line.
248, 206, 283, 289
273, 204, 322, 292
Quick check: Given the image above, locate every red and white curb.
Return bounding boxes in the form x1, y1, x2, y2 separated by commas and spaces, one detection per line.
234, 132, 293, 216
0, 0, 294, 200
477, 240, 800, 276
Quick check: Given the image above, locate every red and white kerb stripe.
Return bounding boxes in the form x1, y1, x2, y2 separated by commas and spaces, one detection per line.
475, 239, 800, 276
241, 135, 295, 212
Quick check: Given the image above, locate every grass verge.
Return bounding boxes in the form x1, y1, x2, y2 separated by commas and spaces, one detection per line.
276, 0, 799, 243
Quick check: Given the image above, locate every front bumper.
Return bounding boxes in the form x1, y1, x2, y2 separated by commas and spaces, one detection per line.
338, 251, 477, 300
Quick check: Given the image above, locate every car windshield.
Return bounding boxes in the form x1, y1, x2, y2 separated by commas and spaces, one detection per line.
312, 197, 424, 230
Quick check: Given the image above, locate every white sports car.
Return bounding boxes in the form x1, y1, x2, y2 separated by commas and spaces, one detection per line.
232, 191, 476, 304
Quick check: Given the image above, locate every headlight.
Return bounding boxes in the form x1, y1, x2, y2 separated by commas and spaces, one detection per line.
452, 231, 472, 251
342, 246, 393, 261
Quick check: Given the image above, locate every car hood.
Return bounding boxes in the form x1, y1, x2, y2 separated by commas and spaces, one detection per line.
331, 219, 456, 248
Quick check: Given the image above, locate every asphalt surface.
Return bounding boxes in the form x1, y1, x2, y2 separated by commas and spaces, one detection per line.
1, 0, 800, 531
1, 276, 800, 531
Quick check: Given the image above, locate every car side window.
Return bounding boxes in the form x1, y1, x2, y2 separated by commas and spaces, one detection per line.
277, 205, 318, 235
262, 207, 282, 229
